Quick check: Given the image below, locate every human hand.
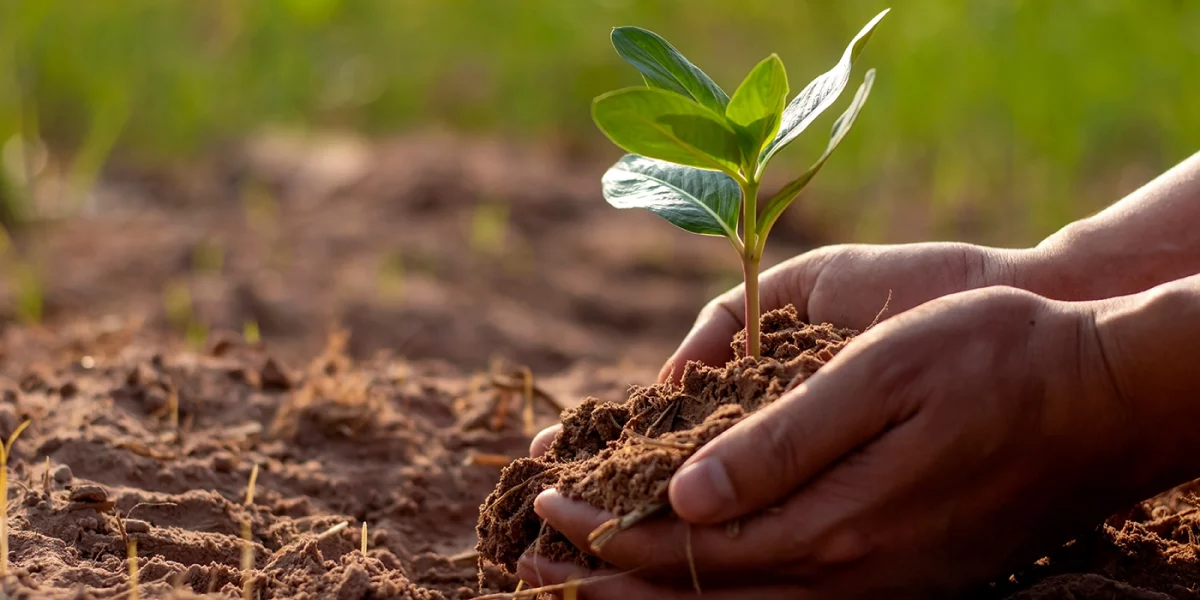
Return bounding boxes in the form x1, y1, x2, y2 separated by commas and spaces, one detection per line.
659, 242, 1036, 383
517, 286, 1166, 598
529, 242, 1035, 456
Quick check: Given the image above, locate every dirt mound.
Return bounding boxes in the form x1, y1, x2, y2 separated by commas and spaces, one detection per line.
476, 305, 855, 572
0, 319, 640, 599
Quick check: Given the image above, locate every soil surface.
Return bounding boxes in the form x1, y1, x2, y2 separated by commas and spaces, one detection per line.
0, 319, 639, 599
1, 133, 1199, 598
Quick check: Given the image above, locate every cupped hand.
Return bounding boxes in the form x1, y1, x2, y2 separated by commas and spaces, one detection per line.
517, 286, 1158, 598
530, 242, 1034, 457
659, 242, 1035, 383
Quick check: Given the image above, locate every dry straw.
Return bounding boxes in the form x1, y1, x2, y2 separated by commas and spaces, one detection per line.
244, 463, 259, 505
242, 463, 258, 599
127, 538, 139, 600
0, 420, 30, 578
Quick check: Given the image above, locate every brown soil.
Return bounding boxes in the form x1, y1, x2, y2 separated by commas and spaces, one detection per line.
2, 133, 1200, 598
476, 305, 854, 575
0, 318, 644, 599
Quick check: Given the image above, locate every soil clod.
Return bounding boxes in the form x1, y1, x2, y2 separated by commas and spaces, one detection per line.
476, 305, 855, 573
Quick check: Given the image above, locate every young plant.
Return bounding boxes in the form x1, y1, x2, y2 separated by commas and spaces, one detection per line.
592, 10, 888, 358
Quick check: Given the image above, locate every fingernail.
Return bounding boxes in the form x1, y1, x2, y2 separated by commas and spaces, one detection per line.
657, 358, 678, 383
533, 488, 560, 519
670, 459, 735, 521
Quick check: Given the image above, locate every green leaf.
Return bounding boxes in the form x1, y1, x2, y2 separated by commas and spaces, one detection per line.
756, 69, 876, 241
611, 27, 730, 113
758, 8, 888, 167
725, 54, 789, 163
602, 154, 741, 239
592, 87, 743, 174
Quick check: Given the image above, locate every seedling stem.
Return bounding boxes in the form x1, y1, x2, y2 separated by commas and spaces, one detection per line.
740, 179, 762, 358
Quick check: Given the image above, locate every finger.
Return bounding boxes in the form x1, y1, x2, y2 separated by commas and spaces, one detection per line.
530, 424, 562, 457
536, 487, 869, 579
533, 488, 612, 551
515, 559, 820, 600
658, 253, 826, 383
668, 336, 903, 524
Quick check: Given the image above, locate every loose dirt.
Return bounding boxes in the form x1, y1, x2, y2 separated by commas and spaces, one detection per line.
2, 134, 1199, 598
477, 305, 855, 573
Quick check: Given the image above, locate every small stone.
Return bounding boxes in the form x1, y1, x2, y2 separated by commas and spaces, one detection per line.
68, 484, 108, 504
52, 464, 73, 484
124, 519, 151, 534
76, 516, 99, 531
23, 493, 39, 507
212, 452, 236, 473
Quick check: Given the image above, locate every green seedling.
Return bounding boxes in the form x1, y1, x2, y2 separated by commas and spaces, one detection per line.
592, 10, 887, 358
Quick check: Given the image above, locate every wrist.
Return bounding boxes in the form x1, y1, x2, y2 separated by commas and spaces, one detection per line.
1091, 276, 1200, 491
978, 245, 1061, 298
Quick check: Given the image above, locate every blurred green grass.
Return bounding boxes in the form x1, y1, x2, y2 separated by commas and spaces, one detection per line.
1, 0, 1198, 244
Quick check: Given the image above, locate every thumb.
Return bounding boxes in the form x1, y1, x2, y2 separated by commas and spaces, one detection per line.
667, 344, 894, 524
658, 254, 825, 383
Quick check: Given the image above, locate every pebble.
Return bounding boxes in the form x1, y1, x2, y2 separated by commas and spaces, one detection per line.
52, 465, 73, 484
124, 519, 151, 534
68, 485, 108, 504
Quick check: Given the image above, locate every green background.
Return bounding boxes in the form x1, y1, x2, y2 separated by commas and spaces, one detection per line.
2, 0, 1198, 245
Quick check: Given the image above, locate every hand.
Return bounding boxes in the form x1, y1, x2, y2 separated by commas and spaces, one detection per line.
518, 287, 1160, 598
659, 241, 1036, 382
529, 242, 1035, 456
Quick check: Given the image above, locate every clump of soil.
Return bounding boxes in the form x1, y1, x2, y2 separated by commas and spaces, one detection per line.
476, 305, 856, 572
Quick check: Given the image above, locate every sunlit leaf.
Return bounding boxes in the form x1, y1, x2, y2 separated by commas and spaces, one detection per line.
611, 26, 730, 113
725, 54, 789, 163
601, 154, 740, 239
756, 69, 876, 240
758, 9, 888, 167
592, 88, 743, 173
